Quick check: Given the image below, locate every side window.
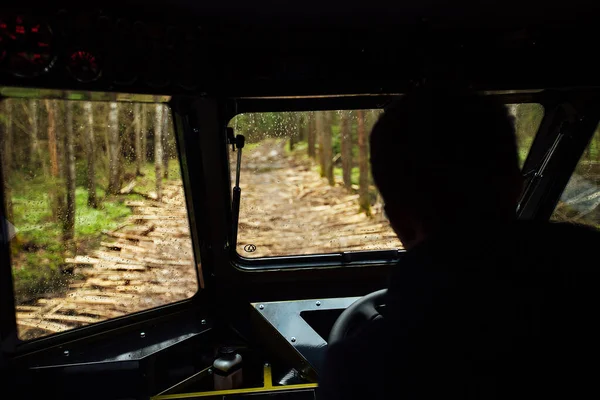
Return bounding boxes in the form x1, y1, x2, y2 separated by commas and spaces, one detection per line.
0, 99, 198, 341
509, 103, 545, 168
551, 126, 600, 229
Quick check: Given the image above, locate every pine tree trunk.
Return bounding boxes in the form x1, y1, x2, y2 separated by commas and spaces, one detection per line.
107, 102, 121, 194
63, 101, 76, 244
162, 106, 169, 179
45, 100, 65, 220
340, 110, 353, 189
316, 112, 326, 177
300, 113, 308, 141
323, 112, 334, 185
154, 104, 164, 201
29, 100, 45, 174
134, 103, 142, 176
308, 112, 316, 158
83, 102, 98, 208
1, 101, 14, 221
141, 103, 148, 166
357, 110, 370, 215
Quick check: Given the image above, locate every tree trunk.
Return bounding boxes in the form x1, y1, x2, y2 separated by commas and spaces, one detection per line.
323, 111, 334, 185
29, 99, 45, 174
45, 100, 65, 220
83, 102, 98, 208
107, 102, 121, 194
134, 103, 142, 176
63, 101, 76, 244
154, 104, 164, 201
299, 113, 307, 141
308, 112, 316, 158
45, 100, 59, 177
357, 110, 370, 215
162, 105, 169, 179
340, 110, 353, 189
141, 103, 148, 167
1, 101, 13, 221
316, 112, 326, 177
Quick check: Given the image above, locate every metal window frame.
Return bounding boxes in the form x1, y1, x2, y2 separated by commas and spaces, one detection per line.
0, 93, 209, 356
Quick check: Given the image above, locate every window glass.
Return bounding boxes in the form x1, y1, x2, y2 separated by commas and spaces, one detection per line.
230, 104, 543, 259
509, 103, 545, 168
551, 126, 600, 229
0, 99, 198, 340
230, 110, 400, 258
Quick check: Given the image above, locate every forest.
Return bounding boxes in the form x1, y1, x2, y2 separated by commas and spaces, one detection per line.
0, 98, 181, 305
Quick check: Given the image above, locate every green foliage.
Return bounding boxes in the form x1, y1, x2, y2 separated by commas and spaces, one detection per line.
9, 175, 135, 302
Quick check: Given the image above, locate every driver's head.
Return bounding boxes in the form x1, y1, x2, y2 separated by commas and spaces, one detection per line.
370, 90, 522, 249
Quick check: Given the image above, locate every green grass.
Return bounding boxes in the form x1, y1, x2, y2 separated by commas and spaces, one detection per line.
333, 166, 360, 186
134, 159, 182, 194
8, 161, 182, 303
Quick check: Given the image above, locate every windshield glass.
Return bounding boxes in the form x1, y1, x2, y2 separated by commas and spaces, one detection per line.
229, 104, 543, 259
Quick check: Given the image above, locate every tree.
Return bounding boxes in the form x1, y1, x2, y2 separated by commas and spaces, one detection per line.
141, 103, 148, 169
308, 112, 316, 158
162, 105, 170, 179
83, 102, 98, 208
133, 103, 142, 176
357, 110, 370, 215
29, 99, 44, 174
45, 100, 65, 219
63, 101, 76, 244
340, 110, 353, 189
107, 102, 121, 194
322, 111, 334, 185
154, 104, 164, 201
1, 101, 14, 221
316, 112, 326, 177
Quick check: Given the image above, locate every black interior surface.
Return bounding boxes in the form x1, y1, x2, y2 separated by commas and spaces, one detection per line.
1, 2, 600, 399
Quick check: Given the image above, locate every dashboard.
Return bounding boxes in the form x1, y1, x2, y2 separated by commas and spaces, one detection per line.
0, 12, 206, 93
2, 8, 600, 98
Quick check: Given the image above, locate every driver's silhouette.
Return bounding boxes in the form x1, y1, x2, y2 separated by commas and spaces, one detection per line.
319, 90, 600, 400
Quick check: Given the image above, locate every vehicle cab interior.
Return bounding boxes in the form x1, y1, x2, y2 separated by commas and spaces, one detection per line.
1, 1, 599, 399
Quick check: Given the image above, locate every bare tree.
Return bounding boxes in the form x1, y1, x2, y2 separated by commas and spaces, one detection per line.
133, 103, 142, 176
357, 110, 370, 215
323, 111, 334, 185
83, 102, 98, 208
340, 110, 353, 189
107, 102, 121, 194
316, 112, 326, 177
45, 100, 65, 219
63, 101, 76, 244
162, 106, 170, 179
141, 103, 148, 168
28, 99, 45, 174
308, 112, 316, 158
1, 101, 14, 220
45, 100, 59, 178
154, 104, 164, 201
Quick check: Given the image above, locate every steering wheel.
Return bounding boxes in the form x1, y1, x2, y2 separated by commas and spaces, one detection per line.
328, 289, 388, 346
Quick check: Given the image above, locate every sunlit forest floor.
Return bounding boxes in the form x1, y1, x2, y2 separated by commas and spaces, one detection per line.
236, 139, 402, 258
16, 176, 197, 340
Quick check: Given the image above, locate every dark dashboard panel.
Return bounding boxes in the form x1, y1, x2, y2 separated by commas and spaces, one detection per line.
1, 7, 600, 97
